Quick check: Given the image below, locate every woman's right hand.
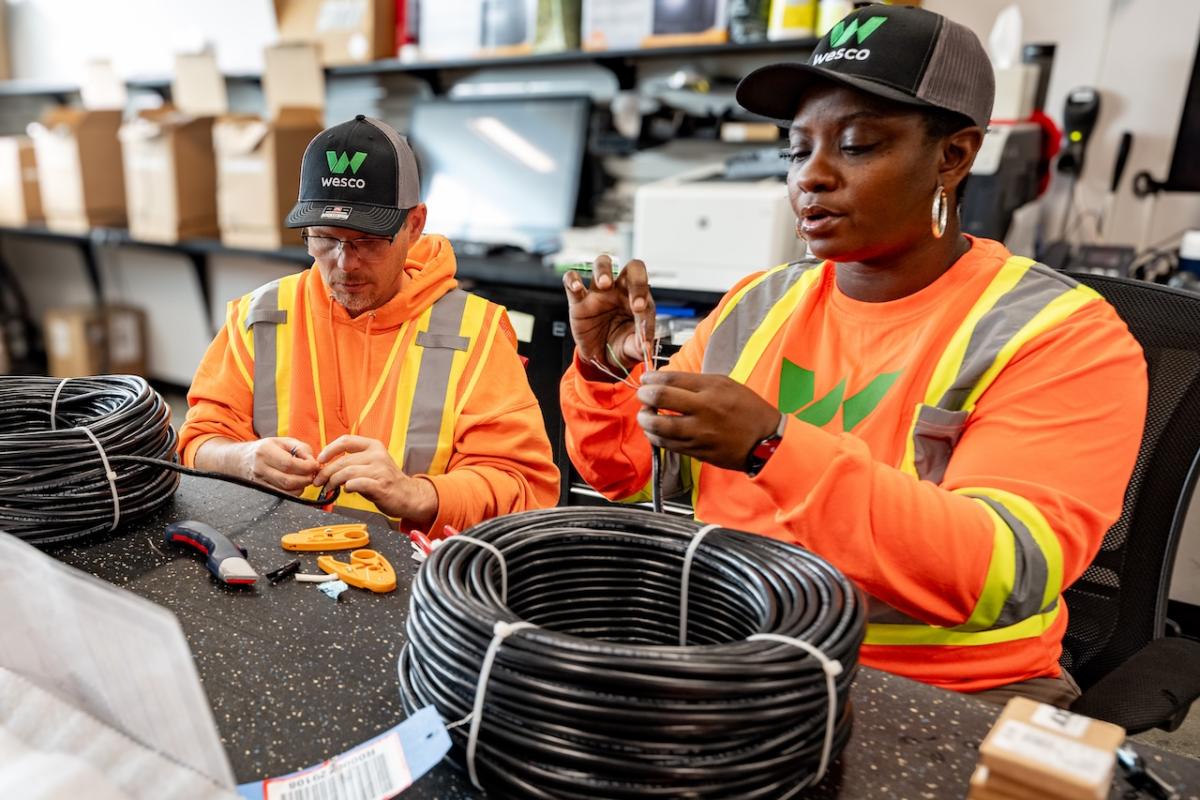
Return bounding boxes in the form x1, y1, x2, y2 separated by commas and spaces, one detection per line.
563, 255, 657, 382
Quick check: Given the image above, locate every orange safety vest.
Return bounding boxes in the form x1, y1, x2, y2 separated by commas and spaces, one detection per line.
227, 271, 503, 518
645, 256, 1102, 649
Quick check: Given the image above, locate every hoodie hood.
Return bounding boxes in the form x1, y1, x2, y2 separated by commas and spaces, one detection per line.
308, 234, 459, 331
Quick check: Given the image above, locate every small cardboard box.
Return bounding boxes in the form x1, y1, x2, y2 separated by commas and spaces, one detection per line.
118, 52, 226, 243
978, 697, 1124, 800
582, 0, 652, 50
214, 43, 324, 250
43, 305, 147, 378
29, 61, 127, 234
275, 0, 395, 65
0, 137, 43, 225
30, 107, 126, 233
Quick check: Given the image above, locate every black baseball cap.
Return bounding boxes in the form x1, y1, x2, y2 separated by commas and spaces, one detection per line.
286, 115, 421, 237
736, 5, 995, 129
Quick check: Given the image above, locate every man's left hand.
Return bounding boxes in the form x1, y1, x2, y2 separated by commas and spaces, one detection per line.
636, 372, 782, 471
314, 435, 439, 526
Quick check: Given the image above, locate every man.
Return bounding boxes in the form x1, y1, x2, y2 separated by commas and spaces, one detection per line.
560, 5, 1146, 705
180, 115, 559, 532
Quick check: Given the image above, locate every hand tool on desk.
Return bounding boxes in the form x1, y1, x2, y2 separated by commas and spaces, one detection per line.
280, 523, 369, 551
164, 520, 258, 585
318, 549, 396, 593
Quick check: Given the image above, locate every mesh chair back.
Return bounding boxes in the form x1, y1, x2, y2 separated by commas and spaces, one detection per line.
1061, 274, 1200, 689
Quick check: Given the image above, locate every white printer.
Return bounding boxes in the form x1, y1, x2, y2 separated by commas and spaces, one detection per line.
632, 161, 805, 293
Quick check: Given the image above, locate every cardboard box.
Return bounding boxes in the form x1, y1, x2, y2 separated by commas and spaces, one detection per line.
43, 305, 147, 378
978, 697, 1124, 800
0, 137, 43, 225
275, 0, 395, 65
29, 108, 126, 233
118, 52, 225, 243
582, 0, 653, 50
214, 44, 325, 250
0, 1, 10, 81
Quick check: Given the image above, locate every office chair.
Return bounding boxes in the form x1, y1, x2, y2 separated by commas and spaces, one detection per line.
1060, 273, 1200, 734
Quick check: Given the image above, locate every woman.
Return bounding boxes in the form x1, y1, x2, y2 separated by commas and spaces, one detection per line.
560, 4, 1146, 706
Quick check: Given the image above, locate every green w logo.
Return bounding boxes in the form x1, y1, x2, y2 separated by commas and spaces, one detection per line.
829, 16, 887, 48
326, 150, 368, 175
779, 359, 901, 431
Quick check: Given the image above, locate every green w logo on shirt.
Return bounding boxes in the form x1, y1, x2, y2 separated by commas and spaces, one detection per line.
779, 359, 901, 432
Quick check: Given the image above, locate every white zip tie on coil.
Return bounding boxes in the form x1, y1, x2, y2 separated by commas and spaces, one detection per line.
450, 620, 536, 791
437, 534, 509, 603
49, 376, 72, 431
678, 523, 722, 645
74, 425, 121, 532
747, 632, 843, 789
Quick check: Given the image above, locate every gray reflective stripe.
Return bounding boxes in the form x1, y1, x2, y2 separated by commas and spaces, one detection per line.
912, 405, 969, 484
415, 332, 469, 351
247, 280, 284, 438
937, 263, 1079, 411
702, 260, 822, 376
402, 289, 470, 476
969, 494, 1052, 627
656, 450, 691, 500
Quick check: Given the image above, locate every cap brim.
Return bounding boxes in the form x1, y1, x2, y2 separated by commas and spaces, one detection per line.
735, 62, 937, 123
285, 201, 407, 236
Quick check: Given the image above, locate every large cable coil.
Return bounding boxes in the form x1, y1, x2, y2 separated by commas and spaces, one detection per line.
0, 374, 337, 546
400, 507, 866, 799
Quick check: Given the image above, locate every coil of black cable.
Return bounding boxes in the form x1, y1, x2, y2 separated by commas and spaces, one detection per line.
0, 374, 180, 545
400, 507, 866, 799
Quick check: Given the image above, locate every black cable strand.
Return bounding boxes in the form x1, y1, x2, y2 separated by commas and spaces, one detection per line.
0, 375, 338, 546
400, 507, 866, 799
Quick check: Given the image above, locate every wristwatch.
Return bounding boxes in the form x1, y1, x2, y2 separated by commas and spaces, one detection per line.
744, 414, 787, 478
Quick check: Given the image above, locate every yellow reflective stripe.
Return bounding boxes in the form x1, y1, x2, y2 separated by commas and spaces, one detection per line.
387, 305, 435, 466
960, 499, 1017, 630
226, 299, 253, 389
960, 284, 1101, 412
303, 295, 328, 451
957, 486, 1064, 610
689, 456, 702, 512
863, 604, 1060, 646
274, 275, 301, 438
728, 268, 822, 384
452, 299, 498, 418
713, 263, 790, 329
898, 402, 924, 479
428, 295, 490, 475
922, 256, 1033, 406
352, 319, 412, 436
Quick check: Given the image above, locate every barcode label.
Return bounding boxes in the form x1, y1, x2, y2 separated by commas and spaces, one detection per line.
265, 732, 412, 800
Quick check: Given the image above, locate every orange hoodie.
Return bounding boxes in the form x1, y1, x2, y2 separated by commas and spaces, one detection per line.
561, 238, 1146, 692
180, 234, 560, 531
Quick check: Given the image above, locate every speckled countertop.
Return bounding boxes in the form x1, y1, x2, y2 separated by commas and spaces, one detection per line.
51, 477, 1200, 799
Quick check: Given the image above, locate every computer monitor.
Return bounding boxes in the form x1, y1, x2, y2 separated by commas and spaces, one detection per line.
1164, 35, 1200, 192
408, 96, 591, 253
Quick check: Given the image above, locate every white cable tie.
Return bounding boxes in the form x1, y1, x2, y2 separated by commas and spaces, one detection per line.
747, 632, 844, 788
49, 377, 72, 431
74, 426, 120, 532
442, 535, 509, 603
456, 620, 536, 791
678, 523, 721, 645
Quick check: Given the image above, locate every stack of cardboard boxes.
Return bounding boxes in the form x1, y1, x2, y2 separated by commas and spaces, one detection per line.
0, 137, 42, 226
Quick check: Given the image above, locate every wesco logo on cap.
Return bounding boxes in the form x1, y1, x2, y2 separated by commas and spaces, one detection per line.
813, 16, 886, 65
323, 150, 368, 188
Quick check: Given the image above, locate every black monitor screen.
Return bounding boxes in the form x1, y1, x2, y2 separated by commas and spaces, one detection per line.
1166, 37, 1200, 192
408, 97, 590, 250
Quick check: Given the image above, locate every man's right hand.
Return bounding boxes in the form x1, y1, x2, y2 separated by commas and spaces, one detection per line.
563, 255, 657, 382
194, 436, 320, 496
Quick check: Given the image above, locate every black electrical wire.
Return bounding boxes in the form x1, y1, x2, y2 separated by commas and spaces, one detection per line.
0, 374, 338, 546
400, 507, 866, 799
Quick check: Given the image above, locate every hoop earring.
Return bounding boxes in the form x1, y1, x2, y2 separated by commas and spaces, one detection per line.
931, 185, 949, 239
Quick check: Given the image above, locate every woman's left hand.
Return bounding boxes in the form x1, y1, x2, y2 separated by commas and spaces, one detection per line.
636, 372, 782, 471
